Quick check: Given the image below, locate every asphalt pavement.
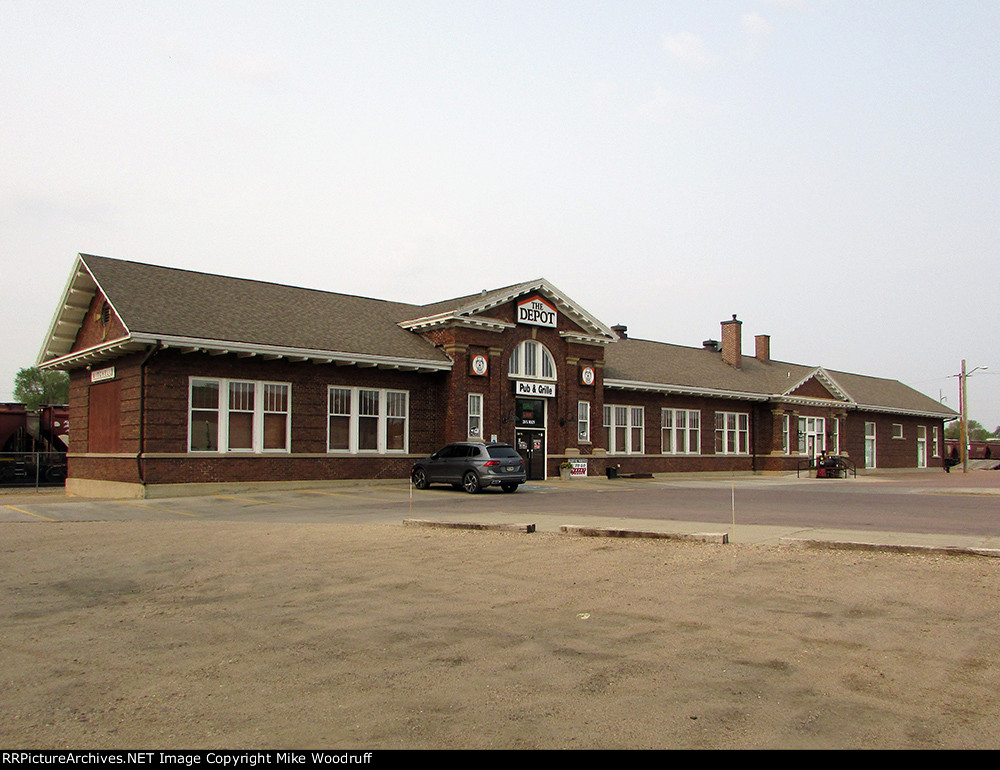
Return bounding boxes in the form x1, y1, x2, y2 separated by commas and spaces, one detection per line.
3, 469, 1000, 555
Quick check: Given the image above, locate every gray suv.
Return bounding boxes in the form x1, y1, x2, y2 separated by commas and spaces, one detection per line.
411, 442, 527, 494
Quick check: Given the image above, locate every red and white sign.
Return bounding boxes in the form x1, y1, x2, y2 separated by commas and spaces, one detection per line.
470, 354, 488, 376
516, 295, 557, 328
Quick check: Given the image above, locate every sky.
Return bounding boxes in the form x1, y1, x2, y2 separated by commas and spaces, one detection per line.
3, 0, 998, 428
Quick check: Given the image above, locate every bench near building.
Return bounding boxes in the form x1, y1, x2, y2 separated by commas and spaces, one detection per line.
38, 254, 957, 497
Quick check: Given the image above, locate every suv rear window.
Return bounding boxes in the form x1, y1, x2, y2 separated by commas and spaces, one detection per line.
487, 446, 522, 459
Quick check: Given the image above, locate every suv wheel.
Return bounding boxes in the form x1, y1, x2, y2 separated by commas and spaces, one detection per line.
412, 468, 429, 490
462, 471, 481, 494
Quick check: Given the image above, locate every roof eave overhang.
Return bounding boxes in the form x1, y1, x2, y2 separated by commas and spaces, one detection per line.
772, 396, 854, 410
399, 314, 516, 333
39, 338, 148, 370
850, 403, 958, 420
603, 378, 769, 402
40, 333, 454, 373
559, 331, 614, 346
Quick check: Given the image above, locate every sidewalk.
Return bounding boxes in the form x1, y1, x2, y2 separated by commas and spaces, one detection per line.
432, 471, 1000, 554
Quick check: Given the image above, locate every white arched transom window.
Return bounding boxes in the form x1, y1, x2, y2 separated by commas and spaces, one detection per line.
508, 340, 556, 380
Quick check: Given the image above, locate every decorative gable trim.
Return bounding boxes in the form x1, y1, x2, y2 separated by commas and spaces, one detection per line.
559, 331, 615, 346
399, 278, 618, 342
398, 312, 515, 333
38, 255, 131, 365
783, 367, 852, 402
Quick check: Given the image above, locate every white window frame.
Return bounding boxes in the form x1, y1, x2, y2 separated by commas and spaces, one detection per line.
865, 421, 877, 469
892, 423, 904, 439
661, 408, 700, 454
782, 414, 790, 454
188, 377, 291, 453
932, 426, 940, 458
797, 416, 827, 458
606, 404, 644, 454
468, 393, 483, 439
508, 340, 557, 380
715, 411, 749, 455
917, 426, 927, 468
578, 401, 590, 443
326, 386, 409, 454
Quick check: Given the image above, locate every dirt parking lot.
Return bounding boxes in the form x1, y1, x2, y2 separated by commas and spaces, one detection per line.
3, 514, 1000, 749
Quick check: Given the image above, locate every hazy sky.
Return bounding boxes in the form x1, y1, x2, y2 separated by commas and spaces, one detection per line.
3, 1, 997, 428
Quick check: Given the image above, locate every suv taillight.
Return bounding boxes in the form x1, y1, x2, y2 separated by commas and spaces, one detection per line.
483, 460, 500, 466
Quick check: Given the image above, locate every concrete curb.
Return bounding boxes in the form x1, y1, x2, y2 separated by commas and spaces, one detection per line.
403, 519, 536, 533
560, 525, 729, 544
779, 537, 1000, 558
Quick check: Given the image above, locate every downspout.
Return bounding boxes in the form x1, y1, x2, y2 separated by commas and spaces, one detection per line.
136, 343, 161, 486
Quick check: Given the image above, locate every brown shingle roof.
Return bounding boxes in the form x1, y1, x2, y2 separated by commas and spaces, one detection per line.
42, 255, 955, 418
81, 254, 451, 364
605, 337, 956, 417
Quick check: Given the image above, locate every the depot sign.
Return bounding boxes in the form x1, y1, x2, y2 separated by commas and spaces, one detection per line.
517, 295, 557, 328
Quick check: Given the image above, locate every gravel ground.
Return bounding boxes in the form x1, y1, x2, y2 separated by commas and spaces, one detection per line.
3, 519, 1000, 749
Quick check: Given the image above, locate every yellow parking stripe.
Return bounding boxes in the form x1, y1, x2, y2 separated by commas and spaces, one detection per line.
114, 500, 198, 517
301, 490, 407, 502
213, 495, 309, 509
4, 505, 57, 522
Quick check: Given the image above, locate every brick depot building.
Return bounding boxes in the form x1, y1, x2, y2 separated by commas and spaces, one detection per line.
39, 254, 956, 498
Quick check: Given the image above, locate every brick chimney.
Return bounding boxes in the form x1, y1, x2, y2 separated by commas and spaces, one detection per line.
755, 334, 770, 364
721, 315, 742, 368
611, 324, 628, 339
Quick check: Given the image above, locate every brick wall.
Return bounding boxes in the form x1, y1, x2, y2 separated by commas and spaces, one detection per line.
63, 294, 945, 488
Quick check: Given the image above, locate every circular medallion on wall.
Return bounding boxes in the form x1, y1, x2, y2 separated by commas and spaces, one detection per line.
581, 365, 595, 386
471, 354, 489, 376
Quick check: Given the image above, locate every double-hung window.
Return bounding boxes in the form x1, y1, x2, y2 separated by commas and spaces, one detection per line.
327, 386, 409, 453
468, 394, 483, 438
578, 401, 590, 443
188, 377, 291, 453
605, 404, 643, 454
661, 408, 700, 454
714, 411, 749, 454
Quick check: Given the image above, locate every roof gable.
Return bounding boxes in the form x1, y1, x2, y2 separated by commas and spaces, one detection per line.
39, 255, 453, 370
783, 368, 851, 403
399, 278, 618, 343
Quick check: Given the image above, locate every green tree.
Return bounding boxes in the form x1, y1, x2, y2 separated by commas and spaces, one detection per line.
946, 419, 992, 442
13, 366, 69, 409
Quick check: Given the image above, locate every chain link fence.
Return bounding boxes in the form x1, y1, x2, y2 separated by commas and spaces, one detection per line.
0, 452, 67, 488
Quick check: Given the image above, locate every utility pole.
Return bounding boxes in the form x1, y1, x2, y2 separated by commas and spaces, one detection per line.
961, 359, 968, 474
957, 360, 989, 474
